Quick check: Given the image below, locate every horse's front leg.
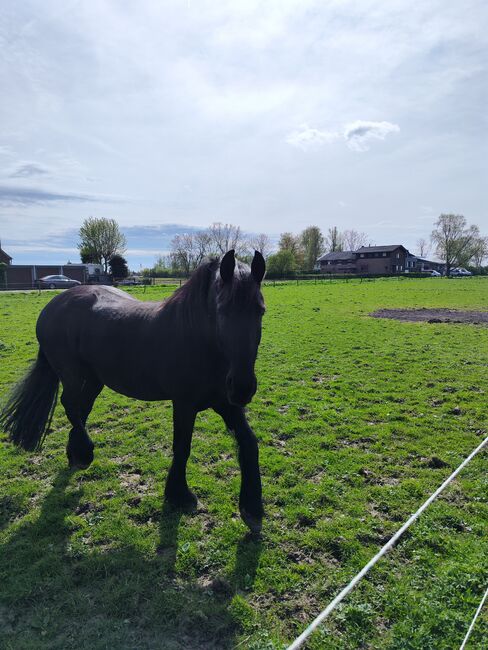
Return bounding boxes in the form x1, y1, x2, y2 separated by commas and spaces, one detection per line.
215, 403, 263, 533
164, 400, 198, 509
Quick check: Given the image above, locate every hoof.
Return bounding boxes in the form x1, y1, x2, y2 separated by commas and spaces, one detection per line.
240, 507, 263, 534
67, 445, 94, 470
164, 489, 198, 512
68, 461, 92, 470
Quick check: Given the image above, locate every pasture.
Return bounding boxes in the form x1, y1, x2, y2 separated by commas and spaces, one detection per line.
0, 278, 487, 649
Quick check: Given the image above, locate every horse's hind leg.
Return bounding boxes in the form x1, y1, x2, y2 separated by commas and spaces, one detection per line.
62, 377, 102, 470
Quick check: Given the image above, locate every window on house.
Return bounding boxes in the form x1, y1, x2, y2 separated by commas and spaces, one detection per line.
382, 252, 387, 257
396, 253, 400, 258
360, 253, 364, 258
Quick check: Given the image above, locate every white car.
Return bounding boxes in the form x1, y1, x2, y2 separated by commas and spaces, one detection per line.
450, 268, 472, 276
428, 270, 442, 277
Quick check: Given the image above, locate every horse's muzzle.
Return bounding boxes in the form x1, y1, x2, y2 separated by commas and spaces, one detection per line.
226, 374, 257, 407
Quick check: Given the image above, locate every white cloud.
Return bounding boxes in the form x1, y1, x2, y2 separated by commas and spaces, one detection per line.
286, 120, 400, 152
285, 124, 340, 150
344, 120, 400, 151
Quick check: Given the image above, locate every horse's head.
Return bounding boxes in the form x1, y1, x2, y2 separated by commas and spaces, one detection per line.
216, 250, 266, 407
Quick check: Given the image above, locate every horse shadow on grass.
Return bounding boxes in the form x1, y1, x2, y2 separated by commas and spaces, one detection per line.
0, 469, 263, 650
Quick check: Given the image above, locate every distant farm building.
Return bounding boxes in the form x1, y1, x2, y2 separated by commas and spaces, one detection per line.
0, 244, 12, 265
318, 245, 444, 275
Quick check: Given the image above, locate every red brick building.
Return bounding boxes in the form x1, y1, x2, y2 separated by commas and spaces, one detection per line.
318, 245, 411, 274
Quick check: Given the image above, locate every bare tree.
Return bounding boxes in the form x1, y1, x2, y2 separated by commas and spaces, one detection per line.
342, 229, 368, 251
170, 233, 208, 276
416, 238, 430, 258
207, 222, 246, 256
194, 230, 212, 259
248, 233, 273, 259
431, 214, 480, 275
472, 236, 488, 268
325, 226, 343, 253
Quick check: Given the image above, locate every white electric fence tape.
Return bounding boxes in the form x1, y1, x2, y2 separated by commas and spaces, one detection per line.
459, 584, 488, 650
287, 436, 488, 650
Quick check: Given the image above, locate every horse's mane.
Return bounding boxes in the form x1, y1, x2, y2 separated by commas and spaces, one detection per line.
162, 257, 262, 328
162, 258, 219, 326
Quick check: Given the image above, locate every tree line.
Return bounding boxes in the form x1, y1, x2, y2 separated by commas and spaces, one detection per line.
76, 215, 488, 279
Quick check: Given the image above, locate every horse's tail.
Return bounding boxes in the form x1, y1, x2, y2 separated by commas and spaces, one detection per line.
0, 349, 59, 451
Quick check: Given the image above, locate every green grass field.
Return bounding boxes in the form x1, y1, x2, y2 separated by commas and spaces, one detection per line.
1, 278, 487, 649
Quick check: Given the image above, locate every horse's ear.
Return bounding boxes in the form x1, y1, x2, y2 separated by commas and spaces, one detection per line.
220, 249, 235, 283
251, 250, 266, 284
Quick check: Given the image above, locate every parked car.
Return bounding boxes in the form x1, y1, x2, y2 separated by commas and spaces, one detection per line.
39, 275, 82, 289
118, 275, 143, 286
428, 270, 442, 277
450, 268, 472, 276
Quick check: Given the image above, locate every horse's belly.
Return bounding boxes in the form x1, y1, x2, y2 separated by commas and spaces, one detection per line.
103, 377, 168, 401
89, 346, 169, 401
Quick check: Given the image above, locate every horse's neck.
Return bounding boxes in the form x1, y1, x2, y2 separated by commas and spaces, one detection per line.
161, 288, 217, 344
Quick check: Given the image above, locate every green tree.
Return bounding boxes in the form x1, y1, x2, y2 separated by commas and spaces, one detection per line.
266, 250, 296, 277
78, 217, 127, 272
79, 245, 98, 264
108, 254, 129, 279
431, 214, 480, 275
300, 226, 324, 271
278, 232, 304, 270
278, 232, 300, 255
325, 226, 343, 253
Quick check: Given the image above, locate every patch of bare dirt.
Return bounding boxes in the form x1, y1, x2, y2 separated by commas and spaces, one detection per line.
371, 308, 488, 325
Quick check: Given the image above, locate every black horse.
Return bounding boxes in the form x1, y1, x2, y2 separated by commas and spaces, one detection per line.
0, 250, 266, 532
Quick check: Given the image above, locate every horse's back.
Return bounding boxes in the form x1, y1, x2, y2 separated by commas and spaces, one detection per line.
36, 285, 145, 347
35, 285, 167, 397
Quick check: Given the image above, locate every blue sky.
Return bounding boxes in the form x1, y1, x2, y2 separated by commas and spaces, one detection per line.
1, 1, 487, 269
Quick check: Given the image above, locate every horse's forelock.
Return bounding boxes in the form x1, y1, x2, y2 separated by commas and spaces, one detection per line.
217, 261, 263, 309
